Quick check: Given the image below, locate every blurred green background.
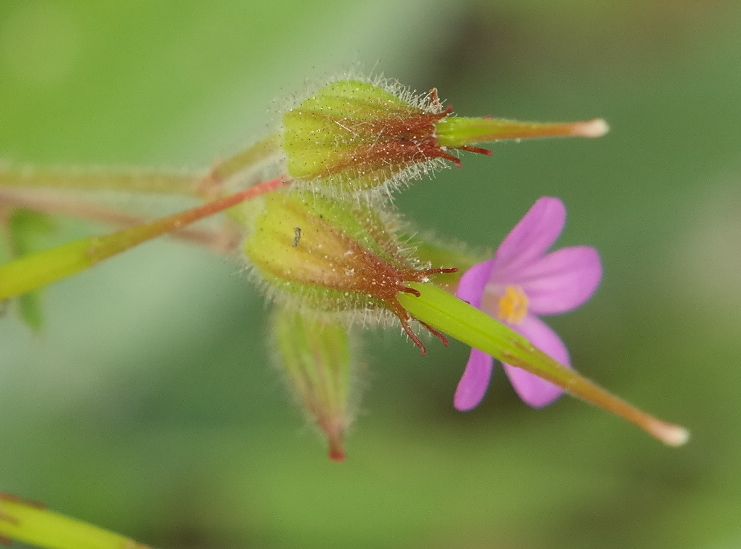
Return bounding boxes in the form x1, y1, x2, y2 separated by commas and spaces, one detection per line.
2, 1, 740, 547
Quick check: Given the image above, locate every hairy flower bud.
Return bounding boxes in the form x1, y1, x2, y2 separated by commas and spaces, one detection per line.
282, 78, 608, 195
243, 190, 456, 352
272, 308, 359, 461
282, 79, 457, 194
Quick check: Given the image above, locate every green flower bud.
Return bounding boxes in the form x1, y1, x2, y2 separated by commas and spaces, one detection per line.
272, 308, 360, 461
283, 79, 457, 194
282, 78, 608, 195
243, 189, 456, 353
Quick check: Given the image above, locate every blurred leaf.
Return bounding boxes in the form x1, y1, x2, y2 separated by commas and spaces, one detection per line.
0, 182, 282, 302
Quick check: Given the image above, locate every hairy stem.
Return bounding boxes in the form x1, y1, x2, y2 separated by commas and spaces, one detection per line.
206, 134, 282, 185
0, 164, 204, 196
0, 190, 239, 254
0, 133, 282, 197
0, 178, 286, 300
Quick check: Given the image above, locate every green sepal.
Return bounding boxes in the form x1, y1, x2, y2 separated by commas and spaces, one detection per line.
244, 189, 416, 315
272, 308, 359, 461
283, 79, 447, 193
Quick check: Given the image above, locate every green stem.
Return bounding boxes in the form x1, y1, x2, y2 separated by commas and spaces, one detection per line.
398, 283, 689, 447
0, 178, 286, 300
0, 494, 149, 549
206, 134, 281, 184
0, 190, 238, 253
0, 134, 282, 197
0, 164, 204, 196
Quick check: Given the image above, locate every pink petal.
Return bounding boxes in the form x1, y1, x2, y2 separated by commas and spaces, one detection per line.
454, 349, 494, 411
455, 259, 495, 309
494, 197, 566, 277
516, 247, 602, 315
502, 315, 570, 408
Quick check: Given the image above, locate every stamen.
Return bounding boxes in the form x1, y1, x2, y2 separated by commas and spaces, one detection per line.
498, 285, 529, 325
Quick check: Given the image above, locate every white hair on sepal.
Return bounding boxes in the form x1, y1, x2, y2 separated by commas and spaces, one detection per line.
274, 66, 456, 200
239, 247, 402, 329
266, 302, 368, 458
285, 155, 452, 206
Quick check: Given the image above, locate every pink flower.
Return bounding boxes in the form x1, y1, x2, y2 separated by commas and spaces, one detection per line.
454, 197, 602, 410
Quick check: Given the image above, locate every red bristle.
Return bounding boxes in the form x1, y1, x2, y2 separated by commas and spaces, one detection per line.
399, 286, 421, 298
421, 321, 449, 347
400, 317, 427, 356
424, 266, 458, 276
459, 145, 492, 156
439, 151, 462, 166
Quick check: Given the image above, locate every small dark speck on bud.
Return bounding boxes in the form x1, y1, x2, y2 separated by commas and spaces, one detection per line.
293, 227, 302, 247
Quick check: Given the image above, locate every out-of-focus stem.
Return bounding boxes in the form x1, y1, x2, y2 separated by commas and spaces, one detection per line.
0, 178, 286, 300
399, 283, 689, 447
0, 164, 204, 196
0, 190, 239, 254
206, 134, 282, 185
0, 493, 150, 549
0, 133, 282, 198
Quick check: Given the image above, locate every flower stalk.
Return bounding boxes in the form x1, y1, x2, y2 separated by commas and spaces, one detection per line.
0, 178, 286, 301
204, 134, 282, 187
0, 135, 281, 199
398, 283, 689, 447
0, 164, 204, 197
0, 190, 238, 253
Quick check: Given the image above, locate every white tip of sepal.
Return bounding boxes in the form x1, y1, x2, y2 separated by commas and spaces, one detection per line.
573, 118, 610, 138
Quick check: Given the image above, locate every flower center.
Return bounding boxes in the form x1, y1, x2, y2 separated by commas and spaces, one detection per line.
496, 285, 529, 325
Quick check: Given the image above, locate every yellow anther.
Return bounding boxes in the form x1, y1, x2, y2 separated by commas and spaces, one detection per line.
497, 285, 529, 325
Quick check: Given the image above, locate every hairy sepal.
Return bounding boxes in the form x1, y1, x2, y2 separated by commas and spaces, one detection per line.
282, 77, 456, 197
242, 189, 455, 343
270, 307, 364, 461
